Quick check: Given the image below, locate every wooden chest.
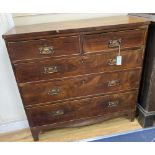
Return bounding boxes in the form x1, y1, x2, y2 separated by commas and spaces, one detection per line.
3, 15, 149, 141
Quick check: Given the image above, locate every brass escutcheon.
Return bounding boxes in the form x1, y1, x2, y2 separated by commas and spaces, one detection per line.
39, 46, 54, 55
108, 101, 119, 107
48, 88, 60, 95
107, 58, 117, 66
51, 109, 64, 116
108, 80, 120, 87
44, 66, 58, 74
108, 38, 121, 48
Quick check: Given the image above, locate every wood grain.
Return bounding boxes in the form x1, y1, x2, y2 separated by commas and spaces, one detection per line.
83, 28, 146, 53
26, 91, 137, 127
8, 36, 80, 61
3, 15, 149, 41
20, 69, 141, 106
3, 15, 149, 141
14, 49, 143, 83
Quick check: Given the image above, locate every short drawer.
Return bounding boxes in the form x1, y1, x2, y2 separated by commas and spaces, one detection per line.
83, 28, 147, 53
8, 36, 80, 62
20, 69, 141, 106
15, 49, 143, 83
26, 91, 137, 127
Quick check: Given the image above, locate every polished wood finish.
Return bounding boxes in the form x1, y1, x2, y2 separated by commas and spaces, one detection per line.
3, 16, 149, 41
3, 15, 149, 141
15, 49, 143, 83
8, 36, 80, 62
27, 91, 137, 127
21, 70, 140, 106
83, 29, 146, 53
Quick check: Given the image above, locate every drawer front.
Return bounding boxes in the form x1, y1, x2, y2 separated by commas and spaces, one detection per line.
83, 29, 146, 53
15, 49, 143, 83
20, 69, 141, 106
26, 91, 137, 127
8, 36, 80, 61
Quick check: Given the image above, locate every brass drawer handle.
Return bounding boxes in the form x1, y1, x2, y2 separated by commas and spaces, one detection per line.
48, 88, 60, 95
44, 66, 58, 74
108, 38, 121, 48
107, 59, 116, 66
108, 101, 119, 107
49, 109, 64, 117
39, 46, 54, 55
108, 80, 120, 87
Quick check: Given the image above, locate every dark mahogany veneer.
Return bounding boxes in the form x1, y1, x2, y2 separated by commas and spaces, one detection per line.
3, 15, 150, 141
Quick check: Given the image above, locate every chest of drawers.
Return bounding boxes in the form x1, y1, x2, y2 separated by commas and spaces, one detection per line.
3, 15, 149, 141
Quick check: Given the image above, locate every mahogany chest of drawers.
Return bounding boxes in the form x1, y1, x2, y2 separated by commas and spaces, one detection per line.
3, 16, 149, 141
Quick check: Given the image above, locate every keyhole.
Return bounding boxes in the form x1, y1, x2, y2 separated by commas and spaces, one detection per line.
81, 59, 84, 64
82, 79, 86, 85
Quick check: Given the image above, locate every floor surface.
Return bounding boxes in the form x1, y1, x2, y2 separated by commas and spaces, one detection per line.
0, 117, 142, 142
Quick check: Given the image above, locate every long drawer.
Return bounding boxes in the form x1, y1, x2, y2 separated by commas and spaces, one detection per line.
26, 91, 137, 127
8, 36, 80, 62
83, 28, 146, 53
14, 49, 143, 83
20, 69, 141, 106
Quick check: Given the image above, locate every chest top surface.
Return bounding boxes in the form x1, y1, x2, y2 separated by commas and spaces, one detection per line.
3, 15, 150, 41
